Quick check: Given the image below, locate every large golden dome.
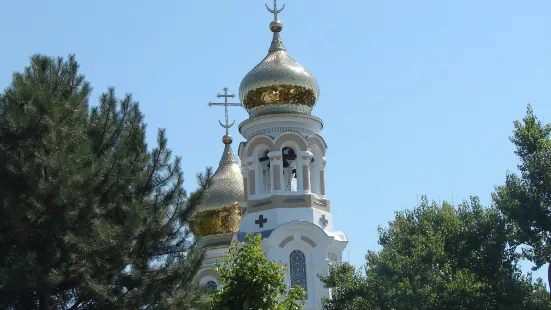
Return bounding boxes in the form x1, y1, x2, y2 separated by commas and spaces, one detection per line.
239, 5, 320, 118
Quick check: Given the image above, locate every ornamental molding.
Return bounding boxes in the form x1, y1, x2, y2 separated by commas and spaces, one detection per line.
203, 255, 227, 267
239, 114, 323, 140
300, 151, 314, 159
248, 127, 314, 139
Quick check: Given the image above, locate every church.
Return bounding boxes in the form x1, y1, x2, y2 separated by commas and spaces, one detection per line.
190, 2, 348, 309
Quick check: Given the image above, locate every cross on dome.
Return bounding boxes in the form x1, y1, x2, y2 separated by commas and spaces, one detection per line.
208, 87, 242, 144
266, 0, 285, 22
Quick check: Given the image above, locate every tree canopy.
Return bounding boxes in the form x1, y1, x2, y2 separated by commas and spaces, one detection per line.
0, 55, 212, 309
2, 56, 550, 310
493, 105, 551, 292
209, 233, 306, 310
320, 197, 550, 310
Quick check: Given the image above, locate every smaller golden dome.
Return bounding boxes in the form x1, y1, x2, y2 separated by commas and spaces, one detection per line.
190, 141, 244, 243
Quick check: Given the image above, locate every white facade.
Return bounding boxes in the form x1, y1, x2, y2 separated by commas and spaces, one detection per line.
197, 246, 230, 290
257, 222, 347, 309
197, 114, 348, 309
236, 114, 348, 310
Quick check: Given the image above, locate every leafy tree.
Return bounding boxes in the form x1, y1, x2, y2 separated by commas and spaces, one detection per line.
209, 233, 306, 310
0, 55, 212, 309
318, 263, 372, 310
320, 197, 550, 310
493, 105, 551, 293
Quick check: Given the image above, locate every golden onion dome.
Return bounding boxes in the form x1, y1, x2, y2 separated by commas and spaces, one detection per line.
200, 142, 244, 210
239, 4, 320, 118
190, 139, 244, 242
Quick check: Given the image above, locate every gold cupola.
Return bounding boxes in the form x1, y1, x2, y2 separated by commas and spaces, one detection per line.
239, 1, 320, 118
191, 89, 245, 247
190, 136, 244, 246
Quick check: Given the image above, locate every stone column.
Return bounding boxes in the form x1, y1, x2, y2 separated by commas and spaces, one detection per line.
300, 151, 314, 194
320, 157, 327, 198
268, 151, 283, 192
247, 157, 256, 196
241, 166, 249, 211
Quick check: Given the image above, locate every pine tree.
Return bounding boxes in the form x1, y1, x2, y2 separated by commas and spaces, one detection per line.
0, 55, 212, 309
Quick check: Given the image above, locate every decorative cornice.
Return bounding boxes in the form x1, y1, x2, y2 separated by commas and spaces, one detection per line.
300, 151, 314, 160
239, 114, 323, 140
247, 193, 330, 213
197, 233, 235, 248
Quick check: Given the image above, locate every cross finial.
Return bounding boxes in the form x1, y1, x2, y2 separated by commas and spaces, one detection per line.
266, 0, 285, 22
208, 87, 242, 137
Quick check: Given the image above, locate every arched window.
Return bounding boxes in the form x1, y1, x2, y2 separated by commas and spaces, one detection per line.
290, 250, 307, 297
282, 147, 298, 192
259, 150, 271, 194
205, 280, 218, 292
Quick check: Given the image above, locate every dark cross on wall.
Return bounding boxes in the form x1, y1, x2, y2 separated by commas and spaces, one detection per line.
255, 214, 268, 228
319, 214, 328, 228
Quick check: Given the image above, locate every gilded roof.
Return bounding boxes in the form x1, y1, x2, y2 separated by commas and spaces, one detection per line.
238, 8, 319, 118
200, 143, 244, 210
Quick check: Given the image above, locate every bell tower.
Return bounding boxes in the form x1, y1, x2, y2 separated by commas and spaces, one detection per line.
235, 1, 348, 308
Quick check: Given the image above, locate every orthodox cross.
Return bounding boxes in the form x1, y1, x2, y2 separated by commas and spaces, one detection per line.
319, 215, 328, 228
255, 214, 268, 228
208, 87, 242, 135
266, 0, 285, 21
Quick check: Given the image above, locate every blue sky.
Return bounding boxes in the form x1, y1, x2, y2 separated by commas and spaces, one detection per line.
2, 0, 550, 283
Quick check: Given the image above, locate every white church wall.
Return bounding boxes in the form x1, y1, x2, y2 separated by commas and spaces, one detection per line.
240, 207, 335, 233
262, 221, 339, 310
202, 246, 230, 269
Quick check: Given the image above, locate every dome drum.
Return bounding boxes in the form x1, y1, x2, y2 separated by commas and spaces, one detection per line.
242, 84, 317, 118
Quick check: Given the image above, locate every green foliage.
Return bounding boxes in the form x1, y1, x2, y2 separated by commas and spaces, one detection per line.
320, 197, 550, 310
0, 55, 212, 309
209, 233, 306, 310
318, 263, 372, 310
493, 105, 551, 290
